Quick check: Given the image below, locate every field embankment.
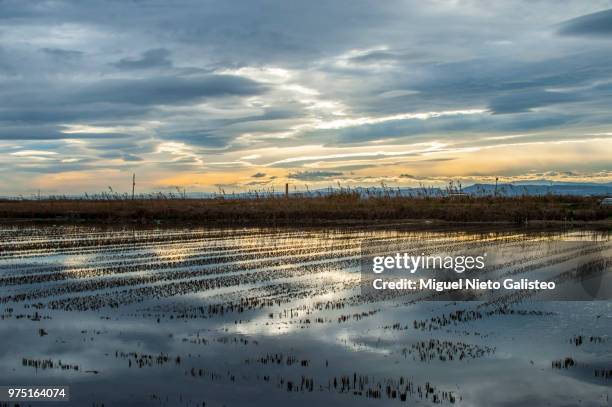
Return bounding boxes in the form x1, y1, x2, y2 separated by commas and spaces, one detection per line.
0, 194, 610, 226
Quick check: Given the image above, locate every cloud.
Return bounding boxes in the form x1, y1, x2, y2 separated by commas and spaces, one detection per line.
287, 170, 343, 180
378, 89, 420, 98
98, 151, 144, 162
10, 150, 58, 157
113, 48, 172, 70
343, 49, 430, 68
40, 48, 84, 59
488, 90, 581, 114
251, 172, 266, 178
73, 75, 266, 105
558, 8, 612, 36
1, 0, 612, 192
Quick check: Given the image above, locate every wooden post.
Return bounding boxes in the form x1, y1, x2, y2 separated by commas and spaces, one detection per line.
285, 183, 289, 198
494, 177, 498, 197
132, 173, 136, 200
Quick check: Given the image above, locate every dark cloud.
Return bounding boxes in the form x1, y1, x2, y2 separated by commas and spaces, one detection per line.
251, 172, 266, 178
324, 164, 377, 171
161, 129, 232, 148
85, 138, 156, 153
0, 74, 266, 135
288, 170, 343, 180
558, 8, 612, 36
73, 75, 266, 105
0, 105, 151, 125
99, 152, 144, 162
0, 47, 17, 74
0, 126, 129, 140
113, 48, 172, 70
296, 110, 584, 147
245, 180, 271, 186
0, 0, 611, 189
40, 48, 84, 59
348, 50, 428, 65
488, 90, 581, 114
225, 109, 303, 125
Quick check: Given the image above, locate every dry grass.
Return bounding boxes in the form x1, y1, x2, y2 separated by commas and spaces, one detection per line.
0, 192, 609, 225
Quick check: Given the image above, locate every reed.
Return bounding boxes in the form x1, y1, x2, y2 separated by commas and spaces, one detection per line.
0, 191, 609, 225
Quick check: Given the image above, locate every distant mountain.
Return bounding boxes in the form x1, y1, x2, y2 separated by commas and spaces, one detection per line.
312, 181, 611, 198
215, 182, 611, 198
463, 182, 611, 197
509, 180, 612, 187
3, 181, 609, 201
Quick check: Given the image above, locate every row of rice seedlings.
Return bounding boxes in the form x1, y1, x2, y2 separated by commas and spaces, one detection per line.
2, 228, 529, 289
0, 226, 396, 264
412, 308, 557, 331
0, 227, 317, 256
0, 246, 364, 300
400, 339, 496, 362
38, 259, 358, 310
0, 239, 363, 285
137, 277, 361, 321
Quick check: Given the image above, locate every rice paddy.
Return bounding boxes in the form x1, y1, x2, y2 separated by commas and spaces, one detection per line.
0, 224, 611, 406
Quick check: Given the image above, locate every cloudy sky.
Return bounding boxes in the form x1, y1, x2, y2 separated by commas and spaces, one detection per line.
1, 0, 612, 195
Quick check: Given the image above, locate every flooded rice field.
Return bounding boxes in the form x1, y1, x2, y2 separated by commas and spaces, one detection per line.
0, 224, 611, 406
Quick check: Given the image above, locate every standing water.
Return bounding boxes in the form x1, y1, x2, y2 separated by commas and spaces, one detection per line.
0, 224, 610, 406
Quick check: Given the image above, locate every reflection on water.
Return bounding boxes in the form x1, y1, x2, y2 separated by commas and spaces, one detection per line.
0, 225, 610, 406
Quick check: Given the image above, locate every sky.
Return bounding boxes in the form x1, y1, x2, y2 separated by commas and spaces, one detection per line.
1, 0, 612, 195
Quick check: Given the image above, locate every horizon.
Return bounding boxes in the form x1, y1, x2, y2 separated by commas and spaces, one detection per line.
1, 178, 610, 199
1, 1, 612, 194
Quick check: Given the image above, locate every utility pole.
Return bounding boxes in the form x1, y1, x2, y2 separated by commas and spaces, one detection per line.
494, 177, 499, 197
132, 173, 136, 200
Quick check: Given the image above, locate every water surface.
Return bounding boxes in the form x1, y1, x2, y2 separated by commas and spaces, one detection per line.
0, 225, 610, 406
